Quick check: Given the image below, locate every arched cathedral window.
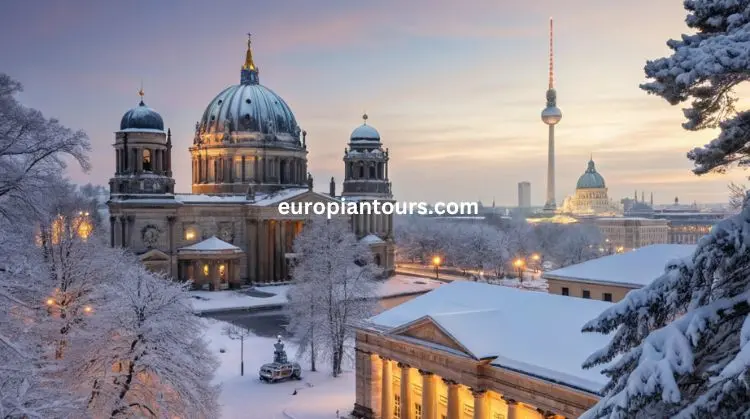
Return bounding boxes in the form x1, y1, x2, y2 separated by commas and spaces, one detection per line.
143, 149, 152, 171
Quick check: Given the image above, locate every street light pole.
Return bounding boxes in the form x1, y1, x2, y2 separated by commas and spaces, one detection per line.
241, 336, 244, 376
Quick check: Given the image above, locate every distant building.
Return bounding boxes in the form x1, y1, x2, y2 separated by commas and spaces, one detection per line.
353, 281, 611, 419
543, 244, 696, 302
518, 181, 531, 209
621, 195, 728, 245
560, 157, 619, 216
594, 217, 669, 251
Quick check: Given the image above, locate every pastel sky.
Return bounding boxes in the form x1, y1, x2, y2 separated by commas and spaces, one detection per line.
0, 0, 745, 206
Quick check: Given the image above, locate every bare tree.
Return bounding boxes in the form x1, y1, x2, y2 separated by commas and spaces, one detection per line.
728, 182, 746, 212
0, 74, 90, 222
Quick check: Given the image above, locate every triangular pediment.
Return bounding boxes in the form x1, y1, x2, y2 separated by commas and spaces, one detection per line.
392, 317, 473, 357
139, 249, 170, 262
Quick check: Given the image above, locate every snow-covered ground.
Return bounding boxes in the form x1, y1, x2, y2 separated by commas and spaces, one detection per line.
205, 318, 355, 418
191, 275, 443, 314
483, 277, 548, 292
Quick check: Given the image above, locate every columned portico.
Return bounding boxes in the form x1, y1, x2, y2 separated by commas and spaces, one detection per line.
445, 379, 461, 419
420, 370, 436, 419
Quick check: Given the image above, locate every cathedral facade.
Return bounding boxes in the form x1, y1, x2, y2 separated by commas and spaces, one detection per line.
107, 37, 394, 289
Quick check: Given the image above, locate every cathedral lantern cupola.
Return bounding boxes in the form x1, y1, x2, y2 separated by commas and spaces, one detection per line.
109, 88, 175, 199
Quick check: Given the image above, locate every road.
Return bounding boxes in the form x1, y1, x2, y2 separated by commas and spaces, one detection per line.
395, 265, 467, 282
205, 293, 422, 339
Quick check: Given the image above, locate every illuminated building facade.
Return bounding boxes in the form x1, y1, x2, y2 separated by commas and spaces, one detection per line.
107, 36, 394, 289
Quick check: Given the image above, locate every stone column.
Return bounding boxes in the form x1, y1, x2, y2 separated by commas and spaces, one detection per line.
381, 358, 393, 419
167, 216, 176, 278
419, 370, 436, 419
211, 261, 220, 290
280, 221, 288, 280
472, 389, 487, 419
369, 354, 383, 418
445, 379, 461, 419
109, 216, 116, 247
399, 363, 413, 419
506, 399, 518, 419
247, 220, 257, 283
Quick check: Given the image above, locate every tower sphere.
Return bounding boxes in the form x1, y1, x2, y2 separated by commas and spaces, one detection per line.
541, 106, 562, 125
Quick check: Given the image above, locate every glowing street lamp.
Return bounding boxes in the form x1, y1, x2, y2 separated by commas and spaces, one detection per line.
513, 258, 525, 281
84, 306, 93, 313
46, 298, 55, 306
432, 256, 441, 280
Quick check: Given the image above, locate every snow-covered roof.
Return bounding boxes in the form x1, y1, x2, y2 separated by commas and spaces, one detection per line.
350, 124, 380, 140
252, 188, 311, 206
174, 194, 249, 204
543, 244, 697, 287
360, 234, 385, 245
365, 281, 613, 394
179, 236, 242, 254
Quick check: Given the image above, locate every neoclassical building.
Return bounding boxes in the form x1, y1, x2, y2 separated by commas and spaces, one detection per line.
560, 158, 617, 216
107, 36, 394, 289
353, 282, 612, 419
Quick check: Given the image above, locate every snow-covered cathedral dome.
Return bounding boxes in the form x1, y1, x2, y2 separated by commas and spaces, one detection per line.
350, 114, 380, 141
197, 35, 301, 145
120, 95, 164, 131
576, 158, 606, 189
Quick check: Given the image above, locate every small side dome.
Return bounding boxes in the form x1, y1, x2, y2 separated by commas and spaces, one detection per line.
120, 100, 164, 131
350, 113, 380, 141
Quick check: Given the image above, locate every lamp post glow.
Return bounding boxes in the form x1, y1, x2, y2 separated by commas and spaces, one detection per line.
432, 256, 441, 280
513, 258, 525, 282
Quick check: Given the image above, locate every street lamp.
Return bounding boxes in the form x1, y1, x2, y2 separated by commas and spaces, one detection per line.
513, 258, 525, 282
432, 256, 441, 280
531, 253, 540, 273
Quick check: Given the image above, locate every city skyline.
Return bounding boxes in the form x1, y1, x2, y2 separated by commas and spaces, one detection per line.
0, 0, 745, 205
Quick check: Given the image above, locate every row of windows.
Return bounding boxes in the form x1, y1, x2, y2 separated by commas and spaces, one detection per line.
561, 287, 612, 302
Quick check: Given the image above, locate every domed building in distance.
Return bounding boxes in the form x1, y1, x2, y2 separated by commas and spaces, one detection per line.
107, 36, 394, 289
560, 156, 618, 216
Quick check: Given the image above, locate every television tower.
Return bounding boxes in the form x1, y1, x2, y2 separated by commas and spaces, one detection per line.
541, 18, 562, 212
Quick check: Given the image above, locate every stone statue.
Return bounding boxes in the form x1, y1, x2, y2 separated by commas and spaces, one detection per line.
193, 121, 202, 145
223, 118, 232, 143
273, 335, 288, 364
302, 130, 307, 148
306, 172, 313, 190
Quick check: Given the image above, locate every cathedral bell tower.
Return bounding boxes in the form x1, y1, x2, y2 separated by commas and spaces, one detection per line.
109, 88, 175, 199
342, 114, 394, 275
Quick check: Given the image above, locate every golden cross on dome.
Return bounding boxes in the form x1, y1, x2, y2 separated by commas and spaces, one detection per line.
138, 81, 145, 103
362, 112, 368, 124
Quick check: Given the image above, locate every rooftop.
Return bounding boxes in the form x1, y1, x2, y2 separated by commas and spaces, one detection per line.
543, 244, 696, 287
364, 281, 614, 394
179, 236, 242, 254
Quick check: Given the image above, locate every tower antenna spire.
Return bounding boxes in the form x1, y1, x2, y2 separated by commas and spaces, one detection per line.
548, 17, 554, 90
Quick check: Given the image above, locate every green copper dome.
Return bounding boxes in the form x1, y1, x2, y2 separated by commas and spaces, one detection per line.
576, 159, 606, 189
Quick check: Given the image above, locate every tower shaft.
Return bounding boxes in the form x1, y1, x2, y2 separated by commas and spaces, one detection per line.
545, 125, 556, 209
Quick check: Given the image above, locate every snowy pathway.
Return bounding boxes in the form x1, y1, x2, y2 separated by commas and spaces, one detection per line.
205, 318, 355, 418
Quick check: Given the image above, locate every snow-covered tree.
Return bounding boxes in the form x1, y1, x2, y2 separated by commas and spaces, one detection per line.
0, 73, 91, 418
0, 74, 90, 222
728, 182, 746, 212
71, 265, 220, 418
288, 217, 379, 376
582, 2, 750, 416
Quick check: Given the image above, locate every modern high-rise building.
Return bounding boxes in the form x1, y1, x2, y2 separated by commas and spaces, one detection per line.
518, 181, 531, 208
541, 18, 562, 213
